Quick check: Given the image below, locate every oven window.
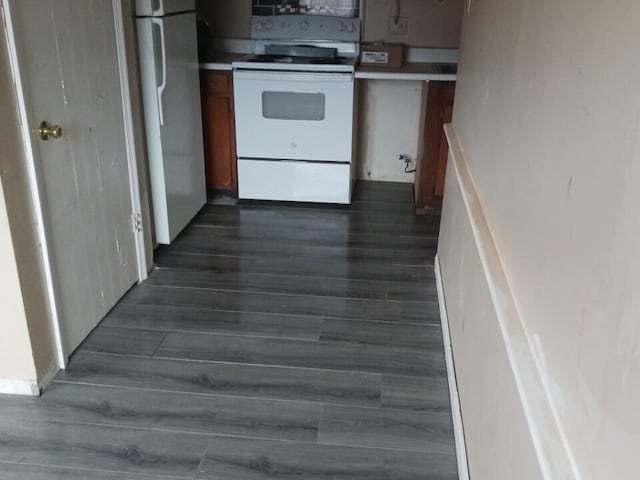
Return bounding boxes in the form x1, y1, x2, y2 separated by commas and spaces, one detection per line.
262, 92, 326, 121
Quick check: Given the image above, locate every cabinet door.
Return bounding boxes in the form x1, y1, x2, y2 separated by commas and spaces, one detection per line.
201, 71, 237, 192
415, 81, 456, 210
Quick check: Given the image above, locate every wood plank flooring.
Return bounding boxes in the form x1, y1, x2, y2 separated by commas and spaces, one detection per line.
0, 181, 457, 479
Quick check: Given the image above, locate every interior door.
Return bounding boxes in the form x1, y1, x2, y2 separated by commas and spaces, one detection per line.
6, 0, 140, 356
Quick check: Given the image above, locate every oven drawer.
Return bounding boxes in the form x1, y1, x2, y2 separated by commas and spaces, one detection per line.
233, 70, 355, 163
238, 159, 352, 204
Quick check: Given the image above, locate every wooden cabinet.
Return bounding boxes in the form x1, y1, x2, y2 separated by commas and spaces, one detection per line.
415, 81, 456, 210
200, 70, 238, 194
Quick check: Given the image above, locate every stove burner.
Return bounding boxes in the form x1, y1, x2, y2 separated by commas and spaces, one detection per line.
309, 58, 342, 65
250, 54, 294, 63
247, 54, 351, 66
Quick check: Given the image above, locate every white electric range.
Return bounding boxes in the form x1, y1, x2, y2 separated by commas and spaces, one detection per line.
232, 15, 361, 204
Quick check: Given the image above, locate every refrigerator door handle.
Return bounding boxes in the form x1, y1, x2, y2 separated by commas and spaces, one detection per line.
154, 0, 164, 16
152, 18, 167, 125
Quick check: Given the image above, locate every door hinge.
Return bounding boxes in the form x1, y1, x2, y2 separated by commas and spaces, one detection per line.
132, 213, 143, 233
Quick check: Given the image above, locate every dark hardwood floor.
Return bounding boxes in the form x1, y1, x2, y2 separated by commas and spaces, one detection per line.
0, 181, 457, 479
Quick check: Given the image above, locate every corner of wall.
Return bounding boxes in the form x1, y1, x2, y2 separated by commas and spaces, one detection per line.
0, 179, 39, 389
36, 356, 60, 393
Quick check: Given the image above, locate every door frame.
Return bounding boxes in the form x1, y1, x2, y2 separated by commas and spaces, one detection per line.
1, 0, 150, 369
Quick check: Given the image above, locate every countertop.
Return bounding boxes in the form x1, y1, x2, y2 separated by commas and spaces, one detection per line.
200, 55, 457, 81
200, 53, 252, 71
354, 63, 456, 81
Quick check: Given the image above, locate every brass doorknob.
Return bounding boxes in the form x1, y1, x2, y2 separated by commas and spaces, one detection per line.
38, 121, 63, 141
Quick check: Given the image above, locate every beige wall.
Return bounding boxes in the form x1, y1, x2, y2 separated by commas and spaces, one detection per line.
0, 181, 38, 386
363, 0, 463, 48
197, 0, 252, 39
0, 17, 57, 389
440, 0, 640, 478
197, 0, 464, 48
438, 158, 544, 479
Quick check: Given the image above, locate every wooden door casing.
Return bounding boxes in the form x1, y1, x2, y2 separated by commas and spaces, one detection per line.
434, 104, 454, 199
415, 81, 456, 210
200, 70, 238, 193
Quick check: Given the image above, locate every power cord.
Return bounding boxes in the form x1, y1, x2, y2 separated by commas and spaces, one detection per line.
399, 154, 416, 173
393, 0, 401, 23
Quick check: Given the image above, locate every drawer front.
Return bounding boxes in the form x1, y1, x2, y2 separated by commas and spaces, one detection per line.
203, 71, 231, 94
238, 159, 352, 204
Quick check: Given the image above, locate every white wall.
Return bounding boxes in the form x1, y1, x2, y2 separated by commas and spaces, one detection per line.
440, 0, 640, 478
356, 80, 426, 183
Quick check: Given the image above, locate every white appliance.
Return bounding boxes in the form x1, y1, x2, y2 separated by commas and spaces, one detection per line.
232, 15, 361, 204
136, 0, 206, 244
234, 71, 355, 162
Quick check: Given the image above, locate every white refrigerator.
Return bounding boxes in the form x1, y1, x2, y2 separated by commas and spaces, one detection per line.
136, 0, 206, 244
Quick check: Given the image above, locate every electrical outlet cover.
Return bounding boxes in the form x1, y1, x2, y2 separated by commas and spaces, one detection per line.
388, 16, 408, 35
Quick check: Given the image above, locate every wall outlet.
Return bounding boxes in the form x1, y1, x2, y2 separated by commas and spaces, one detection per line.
388, 16, 408, 36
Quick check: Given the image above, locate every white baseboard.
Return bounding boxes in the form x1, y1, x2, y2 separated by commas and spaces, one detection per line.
0, 378, 39, 396
0, 359, 59, 397
435, 254, 470, 480
37, 359, 59, 393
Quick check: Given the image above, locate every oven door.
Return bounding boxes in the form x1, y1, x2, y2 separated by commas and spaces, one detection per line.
233, 70, 355, 163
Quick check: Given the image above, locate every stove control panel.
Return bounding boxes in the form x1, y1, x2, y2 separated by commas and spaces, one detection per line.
251, 15, 361, 42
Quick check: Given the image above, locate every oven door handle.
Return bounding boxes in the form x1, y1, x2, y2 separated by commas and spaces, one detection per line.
233, 70, 354, 83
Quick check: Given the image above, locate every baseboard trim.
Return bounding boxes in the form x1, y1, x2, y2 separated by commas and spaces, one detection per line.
37, 359, 59, 394
0, 358, 59, 397
0, 378, 39, 396
435, 254, 470, 480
